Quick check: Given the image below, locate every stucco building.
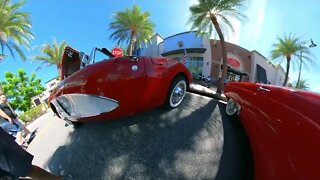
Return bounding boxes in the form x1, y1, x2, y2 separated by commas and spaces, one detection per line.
31, 77, 59, 107
138, 31, 285, 85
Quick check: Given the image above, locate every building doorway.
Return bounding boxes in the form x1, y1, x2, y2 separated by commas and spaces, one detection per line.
226, 71, 241, 82
221, 65, 247, 83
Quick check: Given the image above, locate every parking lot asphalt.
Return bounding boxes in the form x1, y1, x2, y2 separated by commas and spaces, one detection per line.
27, 93, 253, 180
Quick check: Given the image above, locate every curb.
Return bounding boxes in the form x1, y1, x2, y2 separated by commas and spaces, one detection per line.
188, 84, 227, 102
188, 89, 227, 102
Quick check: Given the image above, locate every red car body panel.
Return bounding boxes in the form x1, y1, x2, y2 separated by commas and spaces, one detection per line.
49, 46, 192, 123
224, 82, 320, 180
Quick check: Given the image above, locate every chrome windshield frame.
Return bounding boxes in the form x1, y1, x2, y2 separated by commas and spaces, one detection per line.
89, 47, 114, 64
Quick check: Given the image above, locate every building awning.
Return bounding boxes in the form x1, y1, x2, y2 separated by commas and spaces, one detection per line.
161, 48, 206, 56
228, 68, 247, 76
221, 65, 247, 76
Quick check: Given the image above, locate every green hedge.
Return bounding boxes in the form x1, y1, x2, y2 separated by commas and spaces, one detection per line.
19, 103, 47, 124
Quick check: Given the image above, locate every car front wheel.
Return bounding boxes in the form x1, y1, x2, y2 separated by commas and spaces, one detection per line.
64, 118, 82, 128
165, 76, 187, 109
225, 98, 240, 117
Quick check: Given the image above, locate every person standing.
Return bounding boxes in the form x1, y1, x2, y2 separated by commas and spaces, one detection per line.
0, 94, 34, 145
0, 127, 73, 179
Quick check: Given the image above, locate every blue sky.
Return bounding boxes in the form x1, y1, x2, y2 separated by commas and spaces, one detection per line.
1, 0, 319, 92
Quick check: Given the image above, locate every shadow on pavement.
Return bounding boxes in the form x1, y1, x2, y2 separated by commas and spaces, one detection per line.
45, 94, 252, 179
215, 103, 254, 180
46, 94, 223, 179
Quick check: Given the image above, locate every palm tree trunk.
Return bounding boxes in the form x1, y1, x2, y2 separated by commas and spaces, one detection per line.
127, 32, 136, 56
211, 16, 228, 94
296, 51, 302, 88
283, 57, 291, 86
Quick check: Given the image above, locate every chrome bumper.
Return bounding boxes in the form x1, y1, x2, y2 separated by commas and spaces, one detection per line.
51, 94, 119, 121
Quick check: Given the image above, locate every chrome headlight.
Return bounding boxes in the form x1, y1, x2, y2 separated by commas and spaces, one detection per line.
55, 94, 119, 119
57, 96, 73, 116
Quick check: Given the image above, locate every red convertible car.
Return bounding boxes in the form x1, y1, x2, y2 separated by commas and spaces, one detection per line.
48, 46, 192, 126
224, 82, 320, 180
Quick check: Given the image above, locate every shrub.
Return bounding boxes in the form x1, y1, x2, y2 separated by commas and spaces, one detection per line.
19, 103, 48, 124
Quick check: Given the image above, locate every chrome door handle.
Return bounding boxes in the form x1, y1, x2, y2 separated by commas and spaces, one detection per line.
258, 86, 270, 92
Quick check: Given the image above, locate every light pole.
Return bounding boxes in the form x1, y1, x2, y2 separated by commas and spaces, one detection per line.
296, 39, 317, 88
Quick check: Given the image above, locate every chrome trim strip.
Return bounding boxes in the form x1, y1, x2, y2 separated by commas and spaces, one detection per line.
51, 98, 72, 119
64, 80, 86, 88
52, 94, 119, 121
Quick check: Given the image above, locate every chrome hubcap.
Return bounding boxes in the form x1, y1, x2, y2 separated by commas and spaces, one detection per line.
170, 81, 186, 107
226, 99, 239, 116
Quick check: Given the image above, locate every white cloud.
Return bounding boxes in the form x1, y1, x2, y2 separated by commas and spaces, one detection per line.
184, 0, 199, 30
175, 0, 267, 46
240, 0, 268, 46
250, 0, 267, 42
189, 0, 198, 6
225, 17, 241, 45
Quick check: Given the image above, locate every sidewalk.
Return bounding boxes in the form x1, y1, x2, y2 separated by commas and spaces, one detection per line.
189, 83, 227, 102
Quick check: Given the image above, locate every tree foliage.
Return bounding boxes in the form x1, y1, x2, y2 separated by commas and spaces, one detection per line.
1, 69, 45, 111
271, 35, 311, 86
293, 79, 310, 90
32, 38, 68, 69
188, 0, 247, 93
109, 5, 155, 56
188, 0, 247, 38
0, 0, 33, 61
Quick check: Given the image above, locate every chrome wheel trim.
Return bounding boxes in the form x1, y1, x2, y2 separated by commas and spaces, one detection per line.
226, 98, 240, 116
169, 80, 187, 107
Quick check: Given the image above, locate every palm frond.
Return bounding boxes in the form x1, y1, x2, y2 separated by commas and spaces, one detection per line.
108, 5, 154, 55
32, 38, 68, 68
188, 0, 247, 40
0, 0, 32, 60
293, 79, 310, 90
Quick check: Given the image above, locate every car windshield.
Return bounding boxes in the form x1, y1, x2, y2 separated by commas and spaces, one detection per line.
91, 48, 111, 64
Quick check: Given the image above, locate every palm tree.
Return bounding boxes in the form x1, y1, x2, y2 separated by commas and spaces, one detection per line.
32, 38, 67, 77
109, 5, 155, 56
188, 0, 247, 93
0, 0, 33, 61
293, 79, 310, 90
271, 35, 311, 86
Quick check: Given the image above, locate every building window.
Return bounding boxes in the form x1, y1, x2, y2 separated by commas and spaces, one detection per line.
33, 98, 41, 106
49, 81, 57, 88
186, 57, 203, 78
172, 56, 204, 78
256, 65, 267, 84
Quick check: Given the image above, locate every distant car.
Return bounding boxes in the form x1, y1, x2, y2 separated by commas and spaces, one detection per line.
224, 82, 320, 180
48, 46, 192, 127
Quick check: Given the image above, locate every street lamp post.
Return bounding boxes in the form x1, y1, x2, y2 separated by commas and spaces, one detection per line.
296, 39, 317, 88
